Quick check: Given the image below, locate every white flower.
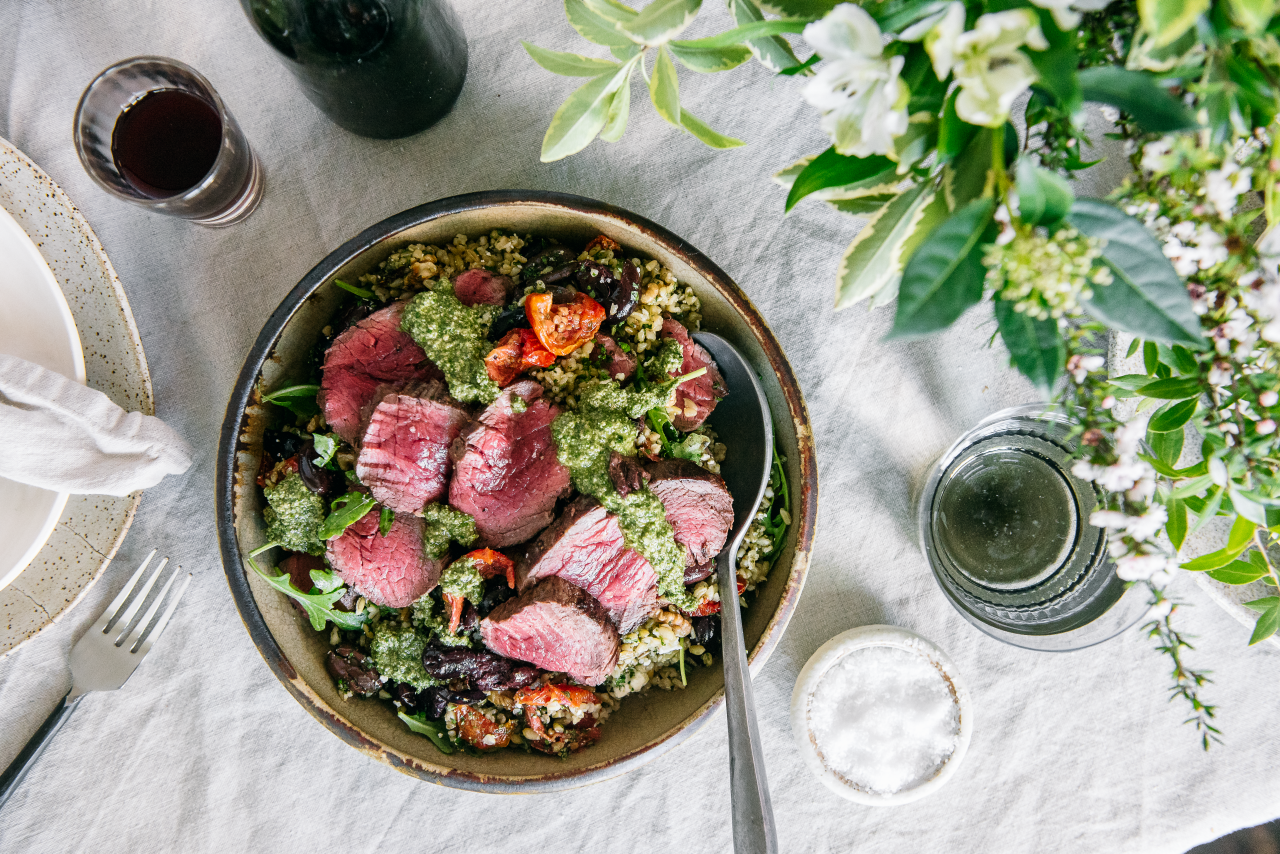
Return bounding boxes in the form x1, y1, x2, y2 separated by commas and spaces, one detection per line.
1204, 161, 1253, 219
1116, 553, 1178, 582
910, 1, 965, 80
947, 10, 1048, 127
1141, 138, 1175, 173
1090, 510, 1130, 529
1098, 105, 1121, 123
1208, 457, 1228, 486
1027, 0, 1113, 28
993, 203, 1015, 246
802, 5, 910, 158
1258, 419, 1277, 435
1261, 390, 1279, 407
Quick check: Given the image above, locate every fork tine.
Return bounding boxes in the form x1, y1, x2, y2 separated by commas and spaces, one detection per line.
122, 567, 179, 653
110, 556, 169, 646
93, 549, 156, 636
135, 572, 190, 657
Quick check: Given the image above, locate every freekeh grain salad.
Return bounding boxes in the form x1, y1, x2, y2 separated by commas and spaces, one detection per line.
249, 231, 791, 756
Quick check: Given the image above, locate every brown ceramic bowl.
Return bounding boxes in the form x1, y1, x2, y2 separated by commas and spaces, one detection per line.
216, 191, 817, 792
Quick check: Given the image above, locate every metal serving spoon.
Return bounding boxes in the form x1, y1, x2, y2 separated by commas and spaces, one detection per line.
693, 332, 777, 854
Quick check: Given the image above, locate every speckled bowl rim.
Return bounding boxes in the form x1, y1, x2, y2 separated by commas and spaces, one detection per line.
790, 625, 973, 806
216, 190, 818, 793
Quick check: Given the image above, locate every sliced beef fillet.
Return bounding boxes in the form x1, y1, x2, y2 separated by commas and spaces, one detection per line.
448, 380, 571, 547
326, 510, 442, 608
594, 332, 637, 382
644, 458, 733, 579
318, 302, 442, 444
661, 318, 727, 431
518, 496, 658, 633
480, 576, 620, 686
453, 269, 515, 307
356, 390, 470, 514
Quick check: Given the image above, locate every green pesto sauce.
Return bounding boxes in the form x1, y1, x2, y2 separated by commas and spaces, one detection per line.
439, 557, 484, 603
648, 337, 684, 377
411, 596, 474, 648
263, 473, 325, 555
400, 284, 500, 404
420, 504, 478, 559
370, 623, 440, 690
552, 380, 695, 610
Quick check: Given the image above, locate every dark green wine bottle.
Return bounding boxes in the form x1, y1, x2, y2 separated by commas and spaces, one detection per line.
241, 0, 467, 139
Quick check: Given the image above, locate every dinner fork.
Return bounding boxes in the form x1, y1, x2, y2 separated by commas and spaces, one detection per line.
0, 550, 190, 811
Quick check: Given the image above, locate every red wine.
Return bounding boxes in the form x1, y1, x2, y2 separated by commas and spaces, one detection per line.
111, 90, 223, 198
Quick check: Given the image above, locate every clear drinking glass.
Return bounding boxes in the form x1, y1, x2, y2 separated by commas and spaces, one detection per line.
917, 404, 1152, 651
73, 56, 264, 227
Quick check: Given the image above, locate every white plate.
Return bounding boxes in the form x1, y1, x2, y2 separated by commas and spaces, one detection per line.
0, 204, 86, 590
0, 137, 153, 657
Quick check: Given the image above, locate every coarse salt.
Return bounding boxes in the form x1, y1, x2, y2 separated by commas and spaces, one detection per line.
808, 645, 959, 796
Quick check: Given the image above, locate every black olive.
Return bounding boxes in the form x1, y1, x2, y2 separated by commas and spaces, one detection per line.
520, 247, 575, 283
575, 260, 620, 302
488, 303, 531, 341
540, 263, 578, 285
691, 615, 719, 647
476, 579, 515, 617
263, 429, 306, 461
298, 450, 339, 496
610, 261, 640, 324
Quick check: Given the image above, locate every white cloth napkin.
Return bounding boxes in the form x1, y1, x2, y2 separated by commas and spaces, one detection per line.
0, 354, 191, 495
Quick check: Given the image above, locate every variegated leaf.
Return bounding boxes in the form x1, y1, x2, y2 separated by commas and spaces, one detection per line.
835, 184, 935, 309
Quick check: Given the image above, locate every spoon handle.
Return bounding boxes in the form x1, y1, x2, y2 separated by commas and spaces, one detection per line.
720, 555, 778, 854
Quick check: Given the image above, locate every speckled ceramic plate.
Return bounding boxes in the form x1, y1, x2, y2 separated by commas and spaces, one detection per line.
0, 137, 153, 658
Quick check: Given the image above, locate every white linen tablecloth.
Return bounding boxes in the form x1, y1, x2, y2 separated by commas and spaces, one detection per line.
3, 2, 1279, 852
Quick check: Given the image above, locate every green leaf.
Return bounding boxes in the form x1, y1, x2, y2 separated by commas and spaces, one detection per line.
333, 278, 374, 299
1248, 600, 1280, 645
861, 0, 947, 30
754, 0, 838, 17
398, 711, 456, 754
994, 299, 1065, 396
1143, 340, 1160, 375
318, 492, 377, 541
567, 0, 637, 47
247, 553, 367, 632
261, 383, 320, 404
832, 194, 900, 215
541, 58, 639, 161
522, 42, 621, 76
649, 45, 681, 125
1245, 596, 1279, 613
889, 198, 995, 339
945, 129, 994, 211
1171, 474, 1213, 499
1067, 200, 1208, 347
1078, 67, 1199, 132
727, 0, 802, 73
937, 91, 978, 165
1109, 373, 1154, 391
1029, 38, 1082, 114
1170, 343, 1199, 375
1167, 496, 1188, 551
600, 66, 634, 141
670, 17, 808, 48
1149, 398, 1198, 432
1138, 377, 1203, 399
1189, 487, 1225, 538
834, 184, 937, 307
312, 433, 339, 467
1207, 559, 1269, 585
680, 109, 745, 148
1227, 0, 1277, 31
1148, 423, 1184, 466
774, 153, 898, 205
379, 506, 394, 536
1230, 488, 1270, 526
1138, 0, 1210, 47
618, 0, 702, 45
786, 147, 896, 212
583, 0, 640, 23
667, 41, 752, 72
1015, 159, 1074, 226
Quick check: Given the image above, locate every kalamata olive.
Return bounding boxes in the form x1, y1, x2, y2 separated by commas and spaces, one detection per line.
575, 260, 620, 303
691, 615, 718, 647
297, 451, 338, 496
540, 263, 578, 285
477, 578, 515, 617
521, 247, 575, 283
263, 429, 306, 461
610, 261, 640, 323
488, 302, 531, 341
421, 644, 542, 691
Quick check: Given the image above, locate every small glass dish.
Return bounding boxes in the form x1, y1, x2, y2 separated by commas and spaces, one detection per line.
73, 56, 263, 227
918, 404, 1152, 651
790, 625, 972, 806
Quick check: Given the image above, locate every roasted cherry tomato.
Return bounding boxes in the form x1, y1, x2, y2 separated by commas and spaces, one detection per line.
463, 548, 516, 590
524, 292, 605, 357
443, 592, 466, 635
682, 576, 748, 616
514, 684, 599, 708
484, 329, 555, 387
585, 234, 621, 254
454, 704, 517, 751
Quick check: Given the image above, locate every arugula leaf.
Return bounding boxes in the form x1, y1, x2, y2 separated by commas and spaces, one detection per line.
333, 279, 375, 300
379, 506, 394, 536
319, 492, 377, 540
260, 383, 321, 418
312, 433, 340, 468
761, 447, 791, 559
398, 711, 456, 754
246, 549, 367, 632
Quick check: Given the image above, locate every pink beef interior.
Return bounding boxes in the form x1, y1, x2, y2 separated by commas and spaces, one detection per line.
480, 576, 620, 686
326, 510, 442, 608
452, 269, 514, 307
319, 302, 442, 444
448, 380, 571, 547
645, 458, 733, 570
661, 317, 727, 431
518, 496, 658, 634
356, 390, 470, 514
